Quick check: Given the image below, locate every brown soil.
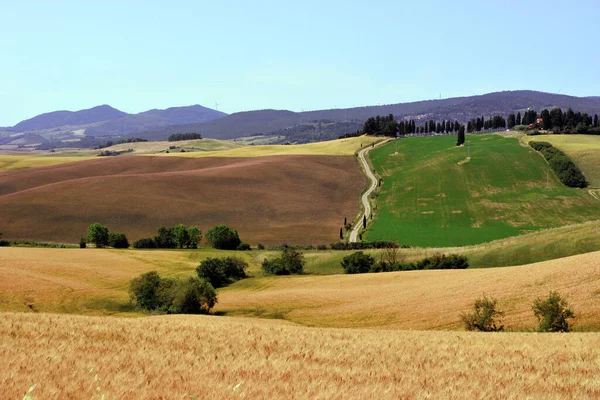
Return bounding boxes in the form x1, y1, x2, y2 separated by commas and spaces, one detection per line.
0, 155, 364, 245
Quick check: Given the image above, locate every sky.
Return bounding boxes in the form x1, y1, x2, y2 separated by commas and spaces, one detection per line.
1, 0, 600, 126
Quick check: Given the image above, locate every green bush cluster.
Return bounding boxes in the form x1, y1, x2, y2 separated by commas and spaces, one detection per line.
461, 296, 504, 332
341, 252, 468, 274
129, 271, 216, 314
529, 141, 587, 188
330, 241, 402, 250
205, 224, 241, 250
86, 223, 129, 249
133, 224, 201, 249
262, 248, 305, 275
196, 257, 248, 288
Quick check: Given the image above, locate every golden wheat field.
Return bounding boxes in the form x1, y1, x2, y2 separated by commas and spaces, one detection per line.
1, 312, 600, 399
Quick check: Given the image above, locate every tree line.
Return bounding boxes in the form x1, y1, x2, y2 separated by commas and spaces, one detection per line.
168, 133, 203, 141
507, 108, 600, 134
529, 141, 587, 188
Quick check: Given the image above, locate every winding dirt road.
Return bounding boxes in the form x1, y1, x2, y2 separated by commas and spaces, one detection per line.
349, 139, 390, 242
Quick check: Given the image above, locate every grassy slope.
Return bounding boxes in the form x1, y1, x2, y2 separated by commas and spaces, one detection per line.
217, 250, 600, 331
3, 313, 600, 399
3, 246, 600, 331
366, 134, 598, 247
523, 134, 600, 188
150, 135, 381, 158
0, 155, 95, 171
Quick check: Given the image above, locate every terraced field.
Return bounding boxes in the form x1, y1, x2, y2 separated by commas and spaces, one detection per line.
366, 134, 598, 247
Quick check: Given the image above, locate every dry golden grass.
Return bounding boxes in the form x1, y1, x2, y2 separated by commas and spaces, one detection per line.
522, 134, 600, 188
103, 138, 243, 154
217, 251, 600, 330
151, 135, 381, 158
0, 154, 95, 172
1, 312, 600, 399
0, 247, 255, 315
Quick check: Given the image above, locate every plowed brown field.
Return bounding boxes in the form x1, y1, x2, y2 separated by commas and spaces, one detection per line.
0, 155, 364, 245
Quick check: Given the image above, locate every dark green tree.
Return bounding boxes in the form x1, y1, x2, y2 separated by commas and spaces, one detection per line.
507, 113, 516, 129
154, 226, 175, 249
540, 109, 552, 130
173, 224, 190, 249
340, 227, 343, 240
129, 271, 162, 310
206, 224, 241, 250
341, 251, 375, 274
108, 232, 129, 248
188, 227, 202, 249
363, 215, 367, 229
87, 223, 109, 248
516, 112, 522, 126
456, 126, 465, 146
594, 114, 598, 128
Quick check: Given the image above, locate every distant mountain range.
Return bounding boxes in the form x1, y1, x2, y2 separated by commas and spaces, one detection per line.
3, 90, 600, 147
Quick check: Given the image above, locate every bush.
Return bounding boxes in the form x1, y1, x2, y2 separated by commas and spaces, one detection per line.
532, 291, 574, 332
133, 237, 156, 249
257, 243, 265, 250
262, 248, 306, 275
237, 242, 251, 251
529, 141, 587, 188
172, 224, 190, 249
108, 232, 129, 249
341, 251, 375, 274
129, 271, 216, 314
206, 224, 241, 250
461, 296, 504, 332
196, 257, 248, 288
87, 223, 109, 248
79, 237, 86, 249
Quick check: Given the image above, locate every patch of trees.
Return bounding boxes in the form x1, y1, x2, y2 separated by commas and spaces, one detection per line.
196, 257, 248, 288
262, 248, 305, 275
462, 291, 574, 332
98, 149, 133, 157
86, 223, 129, 249
0, 232, 8, 247
341, 250, 468, 274
95, 137, 148, 149
133, 224, 202, 249
362, 114, 467, 137
205, 224, 244, 250
330, 241, 402, 250
529, 141, 587, 188
168, 133, 203, 141
466, 115, 507, 133
509, 107, 600, 134
129, 271, 216, 314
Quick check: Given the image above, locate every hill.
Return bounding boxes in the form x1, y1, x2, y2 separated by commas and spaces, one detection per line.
13, 105, 127, 131
3, 312, 599, 399
365, 134, 598, 246
0, 153, 364, 245
84, 104, 227, 137
133, 90, 600, 141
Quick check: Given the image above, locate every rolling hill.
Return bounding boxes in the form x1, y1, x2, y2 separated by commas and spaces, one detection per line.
132, 90, 600, 141
12, 104, 127, 131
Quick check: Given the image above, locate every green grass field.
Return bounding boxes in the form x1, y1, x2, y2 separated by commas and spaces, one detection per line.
366, 134, 598, 247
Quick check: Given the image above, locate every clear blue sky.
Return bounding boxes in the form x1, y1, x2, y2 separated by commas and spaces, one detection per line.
2, 0, 599, 126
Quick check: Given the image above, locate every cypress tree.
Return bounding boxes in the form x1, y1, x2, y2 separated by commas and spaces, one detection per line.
516, 112, 521, 125
363, 215, 367, 229
340, 227, 343, 240
344, 217, 347, 227
594, 114, 599, 128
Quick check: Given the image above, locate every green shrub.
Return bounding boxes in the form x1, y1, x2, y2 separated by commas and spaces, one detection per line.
196, 257, 248, 288
237, 242, 251, 251
79, 237, 86, 249
108, 232, 129, 249
129, 271, 216, 314
206, 224, 241, 250
529, 141, 587, 188
341, 251, 375, 274
133, 237, 156, 249
532, 291, 574, 332
87, 223, 109, 248
461, 296, 504, 332
262, 248, 306, 275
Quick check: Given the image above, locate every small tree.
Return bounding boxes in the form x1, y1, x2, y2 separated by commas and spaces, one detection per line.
129, 271, 162, 310
79, 237, 86, 249
108, 232, 129, 248
133, 237, 156, 249
262, 248, 305, 275
87, 223, 109, 248
363, 215, 367, 229
154, 226, 175, 249
532, 291, 574, 332
196, 257, 248, 288
169, 277, 217, 314
341, 251, 375, 274
461, 296, 504, 332
188, 226, 202, 249
206, 224, 241, 250
173, 224, 190, 249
